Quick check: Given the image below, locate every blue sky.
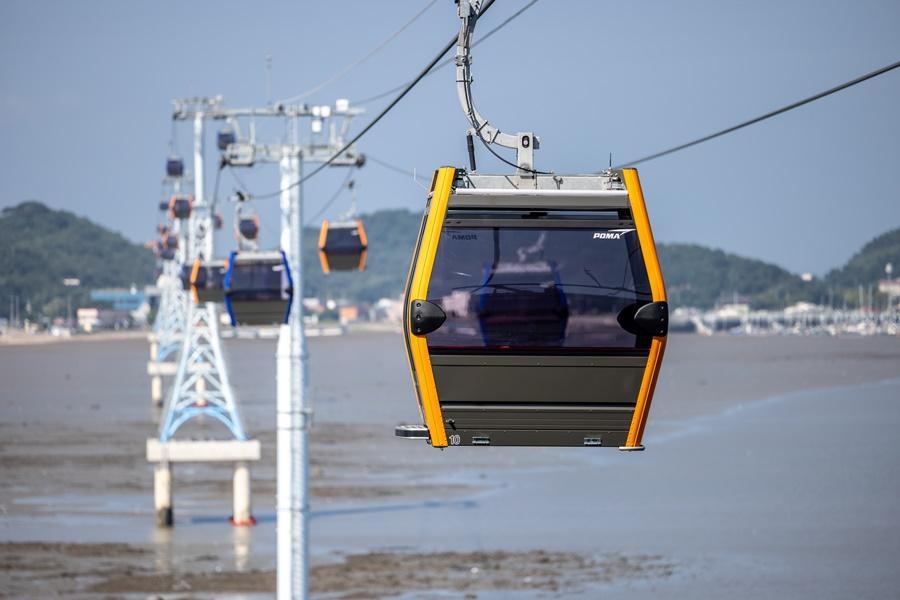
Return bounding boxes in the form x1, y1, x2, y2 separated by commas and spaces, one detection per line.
1, 0, 898, 275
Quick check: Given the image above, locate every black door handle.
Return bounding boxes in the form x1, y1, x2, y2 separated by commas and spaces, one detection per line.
617, 301, 669, 337
410, 299, 446, 335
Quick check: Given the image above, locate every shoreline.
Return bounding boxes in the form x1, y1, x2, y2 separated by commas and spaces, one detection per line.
0, 321, 403, 347
0, 328, 149, 347
2, 322, 897, 349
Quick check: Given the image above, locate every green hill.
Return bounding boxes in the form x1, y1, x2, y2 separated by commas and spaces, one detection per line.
3, 200, 895, 318
302, 208, 898, 309
658, 243, 826, 309
303, 208, 831, 309
826, 227, 900, 287
0, 201, 156, 320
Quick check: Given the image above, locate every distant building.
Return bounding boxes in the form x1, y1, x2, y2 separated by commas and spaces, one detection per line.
878, 278, 900, 297
77, 308, 100, 332
784, 301, 821, 316
338, 305, 360, 325
712, 303, 750, 317
77, 307, 131, 332
302, 297, 324, 314
371, 298, 403, 323
90, 287, 146, 311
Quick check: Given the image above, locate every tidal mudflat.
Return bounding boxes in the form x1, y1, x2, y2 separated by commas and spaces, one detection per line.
1, 332, 898, 598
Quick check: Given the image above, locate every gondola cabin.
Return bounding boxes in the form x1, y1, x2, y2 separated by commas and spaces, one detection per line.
223, 251, 293, 326
157, 242, 175, 261
168, 195, 193, 221
166, 156, 184, 178
238, 215, 260, 241
217, 128, 236, 151
317, 220, 367, 273
190, 259, 227, 304
179, 264, 192, 290
400, 167, 668, 449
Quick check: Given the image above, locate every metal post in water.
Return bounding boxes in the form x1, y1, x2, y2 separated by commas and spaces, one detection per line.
232, 461, 253, 525
154, 461, 173, 527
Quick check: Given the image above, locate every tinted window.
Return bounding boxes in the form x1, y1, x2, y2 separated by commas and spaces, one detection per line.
325, 226, 365, 252
194, 266, 225, 290
228, 263, 291, 301
173, 199, 191, 218
426, 225, 652, 353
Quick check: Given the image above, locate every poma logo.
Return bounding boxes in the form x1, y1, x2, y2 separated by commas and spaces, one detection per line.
593, 229, 635, 240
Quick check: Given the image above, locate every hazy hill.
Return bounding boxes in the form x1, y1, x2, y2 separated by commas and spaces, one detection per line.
826, 227, 900, 287
0, 201, 156, 319
304, 208, 832, 309
3, 201, 896, 318
658, 243, 826, 309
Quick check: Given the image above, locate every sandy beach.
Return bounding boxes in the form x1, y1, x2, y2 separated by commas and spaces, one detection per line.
1, 332, 899, 598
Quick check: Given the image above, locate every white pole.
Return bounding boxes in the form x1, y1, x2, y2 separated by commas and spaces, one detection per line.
192, 113, 205, 264
275, 318, 292, 595
232, 461, 252, 525
277, 145, 308, 599
154, 462, 173, 527
151, 374, 163, 407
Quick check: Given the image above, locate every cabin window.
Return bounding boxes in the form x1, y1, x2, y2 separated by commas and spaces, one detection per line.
426, 225, 652, 353
228, 264, 290, 301
324, 226, 364, 252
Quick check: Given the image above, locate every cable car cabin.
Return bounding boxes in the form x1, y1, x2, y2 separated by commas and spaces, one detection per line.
190, 259, 227, 304
217, 128, 236, 151
317, 220, 367, 273
400, 167, 668, 449
157, 243, 176, 261
238, 216, 260, 241
168, 195, 193, 220
179, 264, 192, 290
223, 251, 293, 326
166, 156, 184, 178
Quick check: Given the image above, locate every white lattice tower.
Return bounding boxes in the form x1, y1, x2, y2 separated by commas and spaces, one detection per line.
153, 260, 187, 361
158, 301, 246, 441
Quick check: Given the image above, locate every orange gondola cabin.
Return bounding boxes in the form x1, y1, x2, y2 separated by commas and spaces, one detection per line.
398, 167, 668, 449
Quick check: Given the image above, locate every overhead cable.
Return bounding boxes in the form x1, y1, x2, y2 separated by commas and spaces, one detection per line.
367, 154, 426, 182
356, 0, 540, 105
305, 168, 355, 225
616, 58, 900, 168
248, 0, 501, 200
278, 0, 439, 104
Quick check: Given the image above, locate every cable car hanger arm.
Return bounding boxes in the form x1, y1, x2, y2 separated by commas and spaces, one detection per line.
456, 0, 539, 176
